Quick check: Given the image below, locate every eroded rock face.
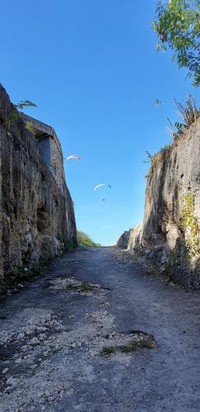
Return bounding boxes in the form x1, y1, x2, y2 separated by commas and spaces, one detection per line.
0, 84, 77, 286
143, 120, 200, 288
119, 119, 200, 289
127, 224, 143, 250
116, 230, 131, 249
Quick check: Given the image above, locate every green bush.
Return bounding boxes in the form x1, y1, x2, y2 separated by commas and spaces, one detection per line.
77, 231, 101, 247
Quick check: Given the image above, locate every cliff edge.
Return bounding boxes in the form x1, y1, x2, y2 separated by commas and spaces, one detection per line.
118, 118, 200, 289
0, 84, 77, 288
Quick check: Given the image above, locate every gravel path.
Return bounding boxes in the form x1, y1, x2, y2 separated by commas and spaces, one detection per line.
0, 246, 200, 411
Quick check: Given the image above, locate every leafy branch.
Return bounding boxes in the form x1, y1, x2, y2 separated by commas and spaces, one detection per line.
15, 100, 37, 111
152, 0, 200, 86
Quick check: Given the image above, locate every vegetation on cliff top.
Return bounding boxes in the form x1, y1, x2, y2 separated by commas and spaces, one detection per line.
145, 95, 200, 178
168, 95, 200, 140
77, 231, 101, 247
15, 100, 37, 110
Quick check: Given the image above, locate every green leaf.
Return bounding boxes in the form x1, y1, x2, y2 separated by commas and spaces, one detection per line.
152, 0, 200, 86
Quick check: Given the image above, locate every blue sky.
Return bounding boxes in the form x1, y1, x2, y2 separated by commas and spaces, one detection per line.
1, 0, 199, 245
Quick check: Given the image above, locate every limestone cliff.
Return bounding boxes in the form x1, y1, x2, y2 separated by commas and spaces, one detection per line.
0, 84, 77, 287
118, 118, 200, 289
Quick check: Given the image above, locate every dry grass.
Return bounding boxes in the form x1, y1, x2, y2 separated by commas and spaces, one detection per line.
100, 333, 157, 355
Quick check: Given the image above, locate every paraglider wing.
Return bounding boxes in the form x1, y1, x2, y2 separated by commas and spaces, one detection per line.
65, 154, 81, 160
93, 183, 111, 191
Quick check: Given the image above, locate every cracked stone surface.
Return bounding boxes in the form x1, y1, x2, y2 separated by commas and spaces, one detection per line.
0, 246, 200, 411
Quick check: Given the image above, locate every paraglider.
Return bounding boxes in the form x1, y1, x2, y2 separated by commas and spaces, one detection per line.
65, 154, 81, 160
93, 184, 111, 202
94, 183, 111, 191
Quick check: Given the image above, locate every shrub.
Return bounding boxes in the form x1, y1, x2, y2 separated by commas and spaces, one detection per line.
77, 231, 101, 247
167, 96, 200, 140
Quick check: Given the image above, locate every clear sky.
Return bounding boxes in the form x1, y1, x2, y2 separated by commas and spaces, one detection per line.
1, 0, 199, 245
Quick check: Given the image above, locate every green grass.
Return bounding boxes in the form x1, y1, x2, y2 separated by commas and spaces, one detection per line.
67, 281, 95, 292
0, 263, 45, 297
100, 346, 116, 355
77, 230, 101, 247
64, 239, 77, 251
100, 337, 156, 355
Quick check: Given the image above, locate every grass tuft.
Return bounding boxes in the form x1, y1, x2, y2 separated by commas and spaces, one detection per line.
67, 282, 94, 292
100, 336, 156, 355
100, 346, 117, 355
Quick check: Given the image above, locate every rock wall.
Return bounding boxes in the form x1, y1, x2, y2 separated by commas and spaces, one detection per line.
0, 84, 77, 287
116, 230, 131, 249
119, 119, 200, 289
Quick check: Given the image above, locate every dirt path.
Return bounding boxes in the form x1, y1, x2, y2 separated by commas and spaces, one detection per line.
1, 246, 200, 411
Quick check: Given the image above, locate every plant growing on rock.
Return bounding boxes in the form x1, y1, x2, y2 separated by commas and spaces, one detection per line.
25, 121, 35, 133
175, 95, 200, 128
179, 193, 199, 257
7, 100, 37, 130
144, 144, 173, 179
167, 96, 200, 140
15, 100, 37, 110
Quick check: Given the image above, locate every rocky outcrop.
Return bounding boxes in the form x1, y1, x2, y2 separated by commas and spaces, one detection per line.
119, 118, 200, 289
0, 84, 77, 287
116, 230, 131, 249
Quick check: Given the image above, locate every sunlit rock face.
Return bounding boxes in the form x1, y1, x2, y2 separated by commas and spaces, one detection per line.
116, 230, 131, 249
118, 118, 200, 289
0, 84, 77, 286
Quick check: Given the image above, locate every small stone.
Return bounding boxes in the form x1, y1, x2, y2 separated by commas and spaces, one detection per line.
29, 337, 40, 345
55, 325, 63, 331
17, 332, 25, 340
37, 326, 47, 333
30, 364, 37, 369
6, 377, 17, 386
14, 358, 23, 365
39, 334, 46, 341
2, 368, 9, 374
25, 330, 33, 336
